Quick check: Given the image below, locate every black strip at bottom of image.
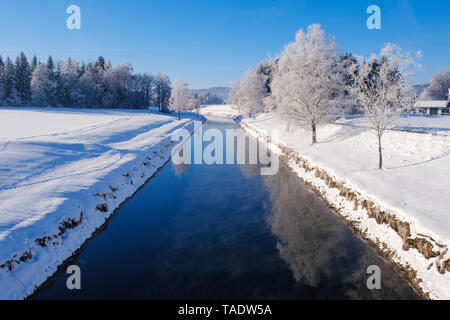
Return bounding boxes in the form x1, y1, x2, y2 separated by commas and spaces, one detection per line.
1, 300, 447, 319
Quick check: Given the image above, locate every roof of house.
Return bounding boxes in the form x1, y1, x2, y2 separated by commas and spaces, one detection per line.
414, 100, 450, 108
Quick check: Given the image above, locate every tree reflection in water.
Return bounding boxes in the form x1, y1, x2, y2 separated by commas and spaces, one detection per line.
172, 162, 189, 177
240, 161, 421, 299
263, 165, 347, 287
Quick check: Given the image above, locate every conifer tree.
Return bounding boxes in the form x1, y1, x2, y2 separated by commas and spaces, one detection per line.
3, 57, 16, 103
47, 56, 55, 72
14, 52, 31, 104
0, 55, 4, 102
31, 55, 38, 73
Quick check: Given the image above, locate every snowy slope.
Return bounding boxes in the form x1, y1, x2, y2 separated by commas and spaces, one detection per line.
0, 107, 203, 299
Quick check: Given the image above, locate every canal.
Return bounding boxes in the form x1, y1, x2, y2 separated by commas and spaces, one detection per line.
34, 115, 420, 300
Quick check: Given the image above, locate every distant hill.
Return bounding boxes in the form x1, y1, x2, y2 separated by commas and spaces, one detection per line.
192, 87, 231, 104
413, 84, 429, 98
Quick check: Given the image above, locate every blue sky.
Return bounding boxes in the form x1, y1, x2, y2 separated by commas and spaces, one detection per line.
0, 0, 448, 89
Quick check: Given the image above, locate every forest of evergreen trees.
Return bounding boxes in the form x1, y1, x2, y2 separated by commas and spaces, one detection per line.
0, 52, 172, 110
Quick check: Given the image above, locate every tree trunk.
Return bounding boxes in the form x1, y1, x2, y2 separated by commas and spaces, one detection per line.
178, 110, 181, 121
378, 135, 383, 170
311, 121, 317, 145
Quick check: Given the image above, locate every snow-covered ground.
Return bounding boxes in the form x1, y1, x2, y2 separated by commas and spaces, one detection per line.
200, 104, 238, 118
246, 116, 450, 242
0, 107, 203, 299
203, 105, 450, 299
335, 114, 450, 136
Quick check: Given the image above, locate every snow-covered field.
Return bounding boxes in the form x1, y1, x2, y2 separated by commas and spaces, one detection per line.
246, 116, 450, 242
0, 107, 203, 299
200, 104, 238, 118
201, 105, 450, 299
335, 114, 450, 136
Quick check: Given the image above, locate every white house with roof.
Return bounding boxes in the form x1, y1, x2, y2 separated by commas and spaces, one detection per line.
413, 89, 450, 115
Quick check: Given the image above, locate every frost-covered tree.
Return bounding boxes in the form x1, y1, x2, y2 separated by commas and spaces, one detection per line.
194, 92, 223, 105
237, 69, 267, 117
270, 24, 344, 144
142, 74, 156, 107
78, 62, 97, 108
169, 80, 193, 120
90, 63, 105, 107
104, 63, 133, 108
31, 63, 52, 106
132, 73, 154, 109
183, 90, 199, 113
193, 96, 201, 114
60, 58, 82, 107
0, 52, 178, 110
350, 44, 417, 170
256, 58, 277, 101
155, 73, 171, 112
420, 70, 450, 101
229, 79, 242, 113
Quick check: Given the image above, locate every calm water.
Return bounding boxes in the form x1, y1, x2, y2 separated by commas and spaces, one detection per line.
34, 116, 420, 300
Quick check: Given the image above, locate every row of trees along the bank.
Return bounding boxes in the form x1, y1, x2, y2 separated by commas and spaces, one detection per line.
0, 54, 172, 110
229, 24, 421, 170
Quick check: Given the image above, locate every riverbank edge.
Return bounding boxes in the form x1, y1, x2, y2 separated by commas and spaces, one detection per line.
0, 115, 206, 300
236, 116, 450, 300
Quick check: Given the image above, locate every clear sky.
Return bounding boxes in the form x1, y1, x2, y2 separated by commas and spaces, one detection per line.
0, 0, 448, 89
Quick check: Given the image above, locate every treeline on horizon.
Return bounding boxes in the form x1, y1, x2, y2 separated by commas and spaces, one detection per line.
0, 52, 224, 110
0, 52, 173, 110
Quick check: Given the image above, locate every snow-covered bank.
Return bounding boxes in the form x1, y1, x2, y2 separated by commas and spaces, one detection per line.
0, 107, 204, 299
233, 110, 450, 299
